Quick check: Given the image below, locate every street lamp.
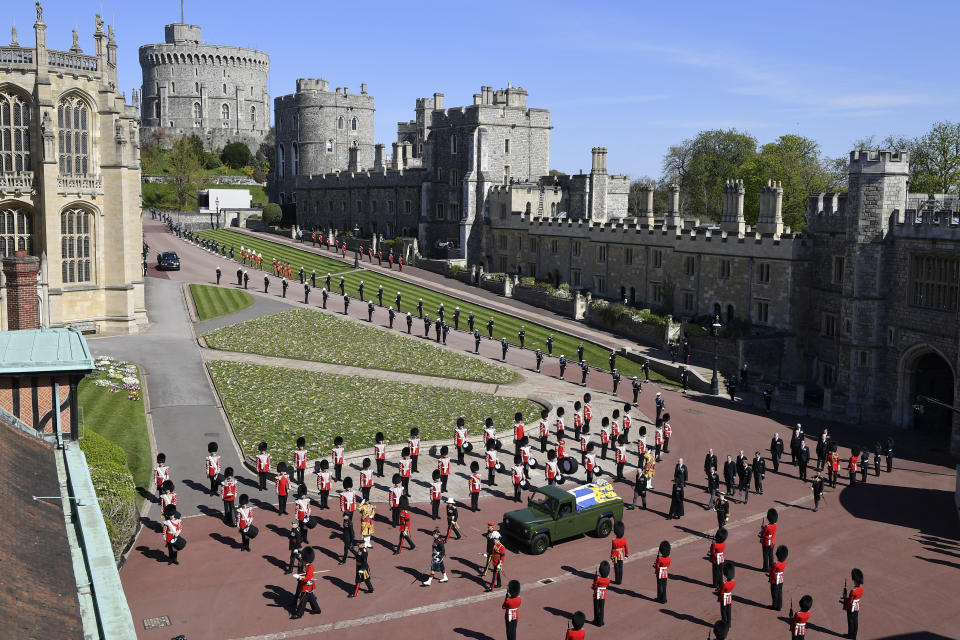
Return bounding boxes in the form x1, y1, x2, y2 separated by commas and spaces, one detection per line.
710, 315, 722, 395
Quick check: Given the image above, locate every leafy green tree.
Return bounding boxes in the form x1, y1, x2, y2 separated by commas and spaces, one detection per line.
906, 122, 960, 194
262, 202, 282, 226
221, 142, 253, 169
167, 138, 205, 211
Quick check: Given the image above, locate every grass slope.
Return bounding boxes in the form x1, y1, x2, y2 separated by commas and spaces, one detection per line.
204, 308, 517, 384
208, 360, 540, 456
190, 283, 255, 320
194, 229, 670, 384
195, 229, 351, 276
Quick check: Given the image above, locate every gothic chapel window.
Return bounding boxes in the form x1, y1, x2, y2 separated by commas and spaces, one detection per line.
58, 96, 88, 175
0, 90, 32, 172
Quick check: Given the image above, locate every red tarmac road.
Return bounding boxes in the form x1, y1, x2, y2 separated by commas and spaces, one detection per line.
124, 220, 959, 639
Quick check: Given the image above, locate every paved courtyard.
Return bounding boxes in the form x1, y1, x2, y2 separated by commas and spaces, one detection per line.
110, 220, 958, 639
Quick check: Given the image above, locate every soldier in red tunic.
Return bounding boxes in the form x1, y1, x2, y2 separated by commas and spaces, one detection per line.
709, 527, 727, 588
256, 441, 271, 491
848, 448, 860, 487
565, 611, 586, 640
485, 537, 506, 591
374, 432, 387, 477
152, 452, 170, 499
219, 466, 238, 526
438, 446, 451, 492
789, 594, 813, 640
716, 562, 736, 627
275, 462, 291, 515
591, 561, 611, 627
332, 436, 345, 482
454, 418, 468, 465
316, 459, 332, 509
469, 461, 482, 511
502, 580, 521, 640
294, 436, 308, 485
610, 522, 629, 584
430, 470, 443, 519
394, 498, 416, 554
294, 483, 312, 543
769, 545, 788, 610
359, 458, 374, 503
841, 568, 864, 639
409, 427, 421, 473
654, 540, 671, 603
205, 441, 221, 495
513, 412, 525, 459
389, 474, 403, 526
760, 508, 778, 571
291, 547, 320, 619
162, 504, 183, 565
237, 494, 254, 552
399, 447, 413, 495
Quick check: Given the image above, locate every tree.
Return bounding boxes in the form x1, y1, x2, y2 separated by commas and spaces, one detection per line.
907, 121, 960, 194
262, 203, 282, 226
221, 142, 253, 169
167, 138, 205, 211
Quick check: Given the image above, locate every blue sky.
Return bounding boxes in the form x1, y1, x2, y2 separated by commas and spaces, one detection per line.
12, 0, 958, 178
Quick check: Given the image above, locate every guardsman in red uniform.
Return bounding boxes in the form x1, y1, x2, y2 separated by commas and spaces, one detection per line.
538, 409, 550, 453
291, 547, 320, 619
469, 461, 482, 511
709, 527, 728, 588
275, 462, 291, 515
162, 504, 183, 565
503, 580, 521, 640
389, 474, 404, 526
842, 568, 864, 639
454, 418, 468, 465
374, 431, 387, 477
827, 444, 840, 487
511, 455, 526, 502
332, 436, 345, 482
654, 540, 671, 603
622, 403, 633, 441
205, 441, 222, 495
610, 522, 629, 584
555, 406, 566, 442
513, 412, 525, 458
519, 437, 533, 477
295, 483, 312, 543
579, 430, 590, 468
716, 562, 736, 626
760, 508, 778, 571
408, 427, 421, 473
848, 448, 860, 487
654, 425, 664, 462
599, 417, 611, 460
584, 444, 597, 484
394, 498, 416, 554
662, 419, 672, 453
160, 480, 178, 511
789, 594, 813, 639
359, 458, 374, 502
615, 435, 628, 480
769, 545, 788, 611
294, 436, 308, 485
573, 401, 583, 442
152, 452, 170, 498
546, 449, 559, 485
237, 494, 254, 552
636, 426, 647, 459
592, 561, 612, 627
438, 446, 451, 492
713, 620, 730, 640
583, 393, 593, 431
485, 537, 506, 591
481, 522, 500, 576
220, 466, 238, 526
611, 409, 621, 442
483, 417, 497, 445
486, 440, 500, 486
256, 441, 271, 491
399, 447, 413, 495
340, 476, 357, 531
316, 459, 332, 509
566, 611, 586, 640
558, 437, 567, 462
430, 470, 443, 519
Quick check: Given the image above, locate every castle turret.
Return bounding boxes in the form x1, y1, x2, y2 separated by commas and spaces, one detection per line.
637, 183, 654, 226
588, 147, 608, 221
665, 184, 681, 227
757, 180, 784, 237
721, 179, 746, 235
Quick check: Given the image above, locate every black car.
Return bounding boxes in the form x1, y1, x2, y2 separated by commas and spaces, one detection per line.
157, 251, 180, 271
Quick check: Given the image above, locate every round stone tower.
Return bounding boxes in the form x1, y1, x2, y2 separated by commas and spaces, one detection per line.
139, 23, 269, 151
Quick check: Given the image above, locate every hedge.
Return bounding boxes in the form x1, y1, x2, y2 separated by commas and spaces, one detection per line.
80, 430, 138, 561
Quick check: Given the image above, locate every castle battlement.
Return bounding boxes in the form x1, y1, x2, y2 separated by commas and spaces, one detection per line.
848, 149, 910, 174
297, 166, 427, 188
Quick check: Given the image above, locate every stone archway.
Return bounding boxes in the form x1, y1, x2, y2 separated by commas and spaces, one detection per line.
895, 345, 955, 442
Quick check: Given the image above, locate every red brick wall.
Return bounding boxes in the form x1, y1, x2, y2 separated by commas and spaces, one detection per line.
2, 251, 40, 330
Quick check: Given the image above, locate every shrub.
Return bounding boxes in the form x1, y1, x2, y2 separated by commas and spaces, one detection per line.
519, 276, 536, 287
484, 272, 506, 282
203, 153, 222, 170
449, 265, 467, 277
557, 283, 571, 292
242, 165, 255, 177
262, 203, 282, 226
221, 142, 253, 169
252, 167, 267, 183
80, 430, 137, 561
80, 428, 128, 468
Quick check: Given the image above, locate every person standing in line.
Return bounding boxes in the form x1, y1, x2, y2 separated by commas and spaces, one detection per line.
438, 446, 451, 492
237, 494, 254, 552
535, 348, 543, 373
654, 541, 671, 604
812, 471, 825, 511
759, 508, 778, 571
716, 562, 736, 627
388, 306, 396, 328
842, 568, 864, 640
885, 437, 895, 472
580, 360, 589, 386
368, 300, 375, 322
343, 293, 350, 315
454, 418, 468, 465
316, 460, 332, 509
511, 455, 526, 502
290, 547, 320, 619
332, 436, 345, 481
399, 447, 412, 495
162, 504, 183, 565
444, 496, 462, 541
709, 528, 728, 588
394, 498, 416, 554
503, 580, 521, 640
615, 435, 628, 481
610, 522, 629, 585
205, 442, 222, 495
372, 432, 386, 478
276, 462, 290, 515
469, 461, 482, 511
389, 474, 403, 526
430, 470, 443, 519
789, 594, 813, 640
409, 428, 421, 473
517, 326, 526, 349
152, 452, 170, 500
285, 524, 304, 575
295, 484, 312, 544
340, 476, 357, 531
501, 337, 509, 360
848, 448, 860, 487
591, 561, 611, 627
215, 265, 221, 285
723, 455, 737, 495
377, 284, 384, 306
769, 545, 788, 611
220, 466, 238, 526
752, 451, 766, 494
338, 514, 355, 565
256, 442, 271, 491
406, 311, 413, 334
282, 277, 288, 298
321, 287, 329, 309
546, 334, 554, 355
559, 354, 567, 379
358, 498, 375, 549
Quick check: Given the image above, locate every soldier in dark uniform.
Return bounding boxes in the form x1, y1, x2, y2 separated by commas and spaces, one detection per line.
715, 493, 730, 529
282, 277, 288, 298
474, 330, 481, 353
406, 312, 413, 334
321, 287, 328, 309
577, 343, 584, 361
546, 334, 554, 355
396, 291, 402, 312
437, 303, 445, 324
609, 349, 616, 371
215, 266, 221, 285
468, 311, 475, 332
236, 267, 243, 286
680, 366, 688, 393
417, 298, 424, 318
798, 443, 810, 481
424, 314, 431, 337
388, 306, 396, 328
535, 349, 543, 373
501, 337, 509, 360
311, 270, 316, 287
435, 319, 441, 342
559, 354, 567, 379
885, 437, 895, 472
349, 540, 373, 596
631, 376, 641, 405
377, 285, 383, 306
763, 388, 772, 411
770, 432, 783, 473
357, 280, 365, 302
303, 283, 310, 304
298, 266, 305, 284
627, 467, 648, 510
752, 451, 766, 494
873, 443, 882, 477
487, 316, 495, 339
367, 300, 375, 322
442, 322, 449, 344
580, 361, 589, 386
860, 446, 869, 483
285, 524, 304, 574
726, 378, 737, 401
811, 471, 824, 511
338, 514, 355, 565
343, 294, 350, 314
339, 275, 345, 295
263, 274, 270, 293
518, 326, 525, 348
612, 369, 621, 394
444, 496, 462, 541
325, 273, 332, 290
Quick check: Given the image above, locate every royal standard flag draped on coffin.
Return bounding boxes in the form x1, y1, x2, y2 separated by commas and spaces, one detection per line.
568, 483, 620, 513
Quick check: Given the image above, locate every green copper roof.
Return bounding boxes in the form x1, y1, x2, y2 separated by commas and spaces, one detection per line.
0, 328, 94, 375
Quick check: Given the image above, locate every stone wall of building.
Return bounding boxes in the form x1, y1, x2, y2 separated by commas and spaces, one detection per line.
139, 23, 270, 151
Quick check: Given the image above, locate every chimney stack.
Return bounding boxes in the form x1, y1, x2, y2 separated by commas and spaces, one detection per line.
590, 147, 607, 174
757, 179, 784, 237
348, 145, 359, 172
3, 251, 40, 330
665, 184, 681, 227
637, 183, 655, 226
374, 143, 385, 171
720, 179, 746, 235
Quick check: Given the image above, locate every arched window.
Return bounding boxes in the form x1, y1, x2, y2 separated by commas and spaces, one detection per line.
57, 95, 89, 176
450, 134, 458, 155
351, 117, 358, 131
221, 103, 230, 120
292, 143, 299, 176
61, 207, 93, 283
193, 102, 202, 124
337, 116, 344, 130
277, 145, 284, 178
154, 101, 160, 119
250, 105, 256, 129
0, 90, 32, 172
0, 204, 33, 257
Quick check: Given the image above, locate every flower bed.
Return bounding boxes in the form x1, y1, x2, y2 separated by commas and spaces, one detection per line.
208, 361, 541, 456
203, 309, 518, 384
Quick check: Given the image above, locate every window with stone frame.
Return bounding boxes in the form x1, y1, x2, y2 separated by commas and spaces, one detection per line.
593, 275, 606, 294
651, 282, 663, 304
652, 249, 663, 269
0, 89, 32, 172
57, 95, 89, 175
436, 167, 443, 182
387, 200, 395, 213
683, 256, 695, 276
337, 116, 344, 129
572, 241, 581, 257
821, 363, 837, 387
832, 256, 844, 284
0, 204, 33, 257
822, 312, 837, 338
504, 139, 511, 154
449, 203, 460, 219
193, 102, 202, 125
351, 117, 358, 131
597, 245, 607, 263
449, 168, 459, 186
292, 144, 299, 175
909, 254, 959, 312
718, 259, 731, 279
551, 239, 559, 255
570, 269, 582, 287
435, 203, 445, 220
277, 145, 284, 177
327, 139, 334, 152
757, 262, 771, 284
624, 247, 633, 265
61, 207, 92, 283
404, 200, 412, 214
755, 299, 770, 324
250, 105, 256, 130
682, 291, 694, 312
450, 134, 458, 155
221, 103, 230, 127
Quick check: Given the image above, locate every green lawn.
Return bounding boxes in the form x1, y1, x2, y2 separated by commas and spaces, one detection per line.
78, 357, 151, 498
208, 361, 541, 456
204, 308, 517, 384
194, 229, 673, 384
194, 229, 352, 275
190, 283, 255, 321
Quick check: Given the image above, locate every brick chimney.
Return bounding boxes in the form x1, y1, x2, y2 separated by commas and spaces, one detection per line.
3, 250, 40, 330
